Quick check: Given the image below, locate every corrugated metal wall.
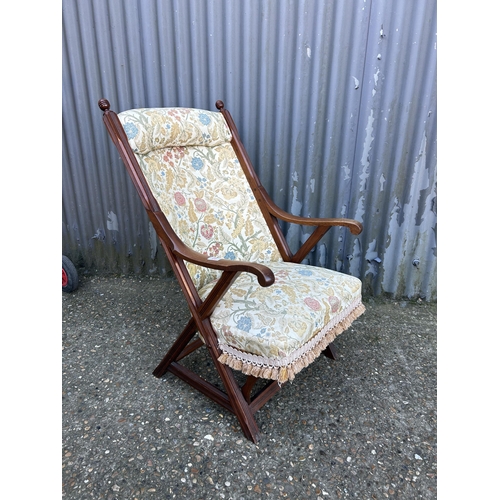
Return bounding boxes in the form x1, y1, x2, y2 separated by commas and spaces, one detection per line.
62, 0, 437, 300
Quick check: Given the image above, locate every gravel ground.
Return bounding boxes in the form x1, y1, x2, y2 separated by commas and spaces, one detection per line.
62, 274, 437, 499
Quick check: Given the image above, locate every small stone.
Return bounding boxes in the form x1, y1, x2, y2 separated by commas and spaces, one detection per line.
415, 454, 422, 460
204, 435, 214, 441
111, 485, 120, 492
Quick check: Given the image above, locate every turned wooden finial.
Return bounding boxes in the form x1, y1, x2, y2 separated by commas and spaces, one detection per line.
98, 98, 111, 111
215, 100, 225, 110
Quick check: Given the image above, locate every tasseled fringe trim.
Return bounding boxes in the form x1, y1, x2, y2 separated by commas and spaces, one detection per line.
217, 301, 366, 385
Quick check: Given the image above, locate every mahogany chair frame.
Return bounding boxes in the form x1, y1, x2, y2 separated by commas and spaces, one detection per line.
98, 98, 363, 443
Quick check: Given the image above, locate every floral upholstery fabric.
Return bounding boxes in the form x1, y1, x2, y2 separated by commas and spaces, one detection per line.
121, 107, 232, 154
199, 261, 364, 382
119, 108, 282, 290
118, 107, 365, 383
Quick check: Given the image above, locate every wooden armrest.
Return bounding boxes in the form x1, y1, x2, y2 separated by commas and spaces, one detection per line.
261, 190, 363, 235
172, 237, 275, 288
148, 209, 275, 287
254, 189, 363, 263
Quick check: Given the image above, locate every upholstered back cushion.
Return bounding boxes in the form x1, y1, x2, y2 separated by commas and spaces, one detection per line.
121, 107, 232, 154
119, 108, 282, 290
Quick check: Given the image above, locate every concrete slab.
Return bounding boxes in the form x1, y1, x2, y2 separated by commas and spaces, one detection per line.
62, 275, 436, 499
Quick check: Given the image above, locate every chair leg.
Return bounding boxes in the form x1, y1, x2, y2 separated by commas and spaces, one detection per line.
153, 316, 262, 442
153, 317, 197, 378
200, 326, 261, 443
241, 375, 258, 403
322, 342, 338, 360
213, 360, 262, 443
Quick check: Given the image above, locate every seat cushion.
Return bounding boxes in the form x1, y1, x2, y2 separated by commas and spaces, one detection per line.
198, 261, 365, 384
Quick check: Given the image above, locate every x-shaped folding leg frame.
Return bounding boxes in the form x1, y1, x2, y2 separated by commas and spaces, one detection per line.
151, 247, 339, 443
152, 246, 283, 443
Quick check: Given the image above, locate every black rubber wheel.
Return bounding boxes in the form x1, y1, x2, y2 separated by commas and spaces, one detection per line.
62, 255, 79, 293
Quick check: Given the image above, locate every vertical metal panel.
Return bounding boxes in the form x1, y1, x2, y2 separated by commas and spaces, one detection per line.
346, 0, 437, 299
62, 0, 437, 300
